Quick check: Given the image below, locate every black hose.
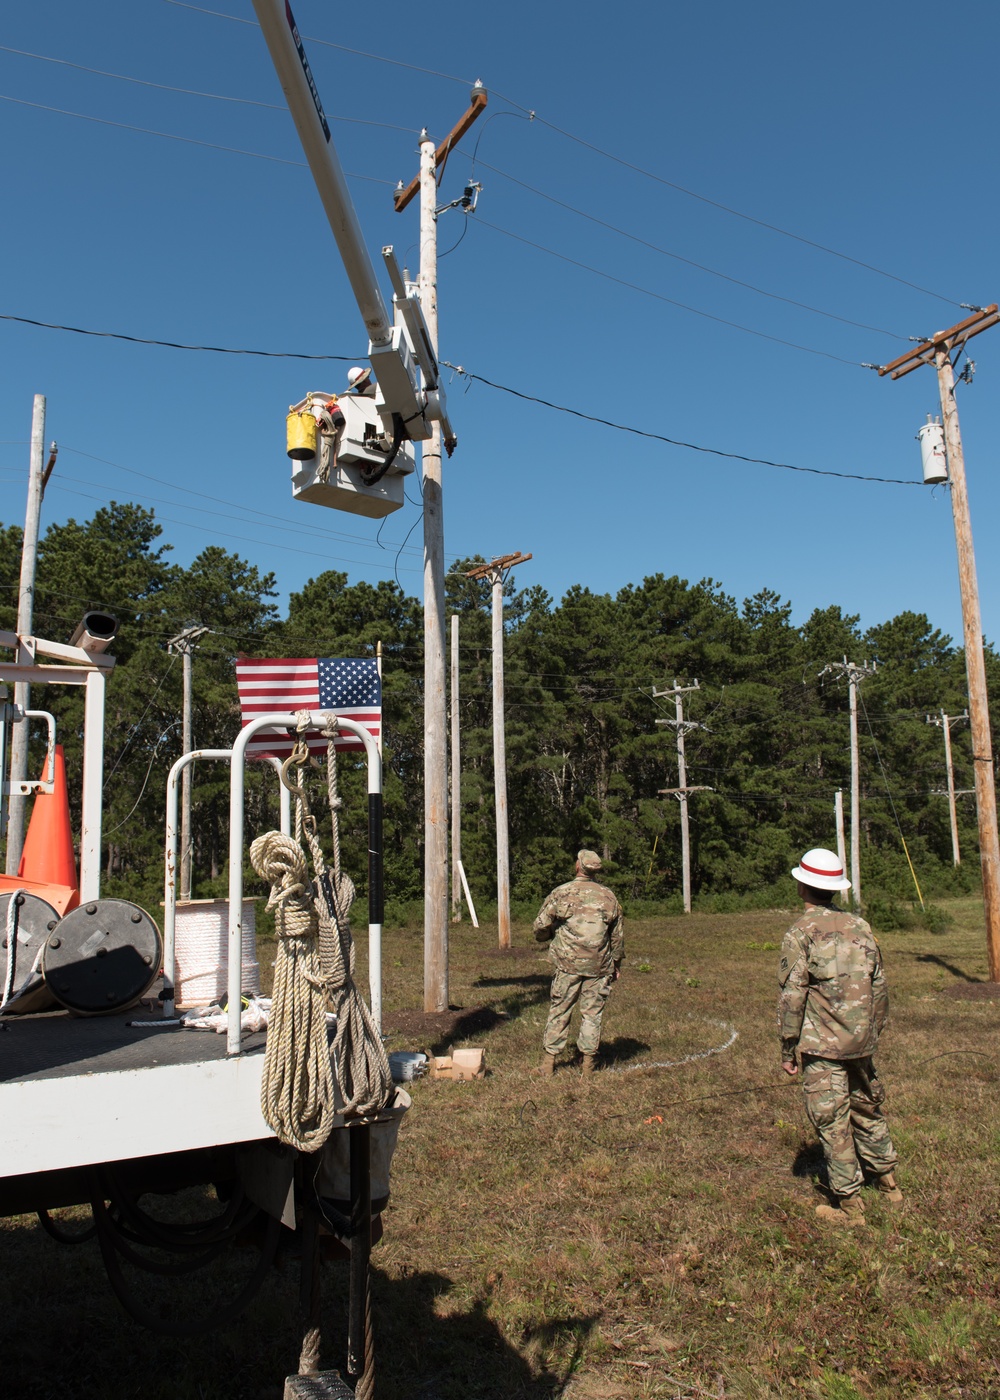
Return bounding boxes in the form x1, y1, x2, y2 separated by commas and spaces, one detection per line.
37, 1208, 96, 1245
359, 413, 405, 486
98, 1207, 231, 1277
90, 1188, 282, 1337
98, 1167, 254, 1249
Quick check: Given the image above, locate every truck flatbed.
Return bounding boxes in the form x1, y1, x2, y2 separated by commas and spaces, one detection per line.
1, 1009, 271, 1180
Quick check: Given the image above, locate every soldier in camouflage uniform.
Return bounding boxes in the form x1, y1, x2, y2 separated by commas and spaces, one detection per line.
534, 850, 624, 1077
777, 847, 903, 1227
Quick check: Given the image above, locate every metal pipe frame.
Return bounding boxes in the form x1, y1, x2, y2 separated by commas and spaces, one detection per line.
227, 714, 383, 1057
163, 751, 292, 1020
2, 708, 56, 797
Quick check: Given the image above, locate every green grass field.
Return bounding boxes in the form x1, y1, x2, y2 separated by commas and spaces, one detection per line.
2, 899, 998, 1399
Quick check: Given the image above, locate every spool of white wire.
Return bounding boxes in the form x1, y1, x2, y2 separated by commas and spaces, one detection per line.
173, 899, 260, 1008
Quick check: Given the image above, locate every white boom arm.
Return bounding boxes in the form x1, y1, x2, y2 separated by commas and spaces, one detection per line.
252, 0, 455, 450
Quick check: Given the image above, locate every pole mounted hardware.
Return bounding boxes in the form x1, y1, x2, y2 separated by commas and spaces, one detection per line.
877, 304, 999, 379
393, 84, 488, 214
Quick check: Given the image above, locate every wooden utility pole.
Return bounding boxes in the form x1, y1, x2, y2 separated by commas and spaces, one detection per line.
465, 552, 532, 949
820, 659, 876, 911
450, 612, 462, 921
395, 88, 487, 1012
927, 710, 969, 867
167, 625, 209, 902
417, 130, 449, 1011
834, 789, 847, 882
654, 679, 710, 913
6, 398, 56, 877
878, 304, 1000, 980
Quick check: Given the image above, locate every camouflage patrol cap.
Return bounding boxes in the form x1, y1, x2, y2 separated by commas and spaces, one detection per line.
577, 849, 602, 872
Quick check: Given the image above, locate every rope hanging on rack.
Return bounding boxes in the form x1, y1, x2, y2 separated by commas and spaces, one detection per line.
250, 713, 391, 1152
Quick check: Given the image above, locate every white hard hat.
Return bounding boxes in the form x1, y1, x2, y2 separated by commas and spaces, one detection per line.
347, 365, 371, 388
791, 848, 851, 891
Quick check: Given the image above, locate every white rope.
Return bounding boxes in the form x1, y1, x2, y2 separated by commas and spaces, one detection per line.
1, 891, 46, 1016
609, 1019, 739, 1074
250, 715, 391, 1151
1, 892, 23, 1014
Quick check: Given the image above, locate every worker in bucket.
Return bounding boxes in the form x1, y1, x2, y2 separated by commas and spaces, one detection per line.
534, 850, 624, 1078
777, 847, 903, 1226
346, 365, 377, 397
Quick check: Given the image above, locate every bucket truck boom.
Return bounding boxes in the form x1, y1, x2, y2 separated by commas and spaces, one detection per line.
253, 0, 455, 519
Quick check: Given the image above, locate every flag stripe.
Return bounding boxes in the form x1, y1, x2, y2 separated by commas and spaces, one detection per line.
235, 656, 381, 760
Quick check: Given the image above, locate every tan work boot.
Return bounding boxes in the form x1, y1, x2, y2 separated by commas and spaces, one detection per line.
876, 1172, 904, 1205
581, 1053, 598, 1077
815, 1194, 867, 1228
538, 1053, 556, 1078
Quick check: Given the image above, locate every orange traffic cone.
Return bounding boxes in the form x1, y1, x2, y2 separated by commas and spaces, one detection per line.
10, 744, 80, 915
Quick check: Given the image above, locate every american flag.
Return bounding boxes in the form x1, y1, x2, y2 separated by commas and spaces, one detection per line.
235, 657, 381, 758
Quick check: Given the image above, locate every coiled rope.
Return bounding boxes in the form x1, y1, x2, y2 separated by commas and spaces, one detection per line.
250, 713, 391, 1152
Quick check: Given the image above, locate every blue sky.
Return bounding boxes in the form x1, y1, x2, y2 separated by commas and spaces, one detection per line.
1, 0, 997, 646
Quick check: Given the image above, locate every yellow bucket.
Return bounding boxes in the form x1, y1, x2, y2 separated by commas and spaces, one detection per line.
286, 411, 318, 461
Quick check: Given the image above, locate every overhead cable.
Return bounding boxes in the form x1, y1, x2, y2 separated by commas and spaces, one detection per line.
0, 314, 917, 485
46, 481, 422, 575
0, 312, 362, 360
162, 1, 959, 307
59, 445, 458, 560
0, 93, 393, 181
525, 114, 960, 307
473, 217, 868, 366
470, 159, 905, 341
441, 362, 920, 487
0, 43, 422, 133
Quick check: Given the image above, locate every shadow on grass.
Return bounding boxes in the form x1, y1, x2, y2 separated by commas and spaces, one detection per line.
597, 1035, 651, 1067
792, 1142, 826, 1182
916, 953, 983, 983
360, 1268, 599, 1399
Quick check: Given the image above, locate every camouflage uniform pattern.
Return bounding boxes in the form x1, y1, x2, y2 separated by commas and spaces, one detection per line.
800, 1056, 897, 1196
535, 874, 624, 1055
777, 905, 897, 1198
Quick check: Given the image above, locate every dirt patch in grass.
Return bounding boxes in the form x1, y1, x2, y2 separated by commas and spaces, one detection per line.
937, 980, 1000, 1000
382, 1003, 505, 1048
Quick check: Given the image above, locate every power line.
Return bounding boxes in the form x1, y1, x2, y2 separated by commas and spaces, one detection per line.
0, 43, 422, 133
44, 480, 425, 575
473, 217, 868, 366
58, 445, 466, 563
163, 0, 475, 88
0, 93, 394, 181
525, 115, 960, 308
441, 363, 920, 486
0, 312, 362, 360
469, 158, 905, 341
162, 1, 959, 307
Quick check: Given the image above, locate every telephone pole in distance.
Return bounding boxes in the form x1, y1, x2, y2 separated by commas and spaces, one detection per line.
820, 658, 876, 911
926, 709, 969, 867
465, 551, 532, 949
654, 678, 711, 914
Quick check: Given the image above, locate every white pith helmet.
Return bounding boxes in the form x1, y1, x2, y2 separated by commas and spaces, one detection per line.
791, 847, 851, 891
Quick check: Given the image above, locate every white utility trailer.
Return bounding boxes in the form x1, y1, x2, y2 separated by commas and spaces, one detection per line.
1, 624, 390, 1394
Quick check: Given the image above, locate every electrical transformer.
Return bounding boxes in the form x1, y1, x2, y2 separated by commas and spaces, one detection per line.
918, 415, 947, 486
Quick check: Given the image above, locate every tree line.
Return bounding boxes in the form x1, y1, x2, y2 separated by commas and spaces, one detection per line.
1, 502, 994, 922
